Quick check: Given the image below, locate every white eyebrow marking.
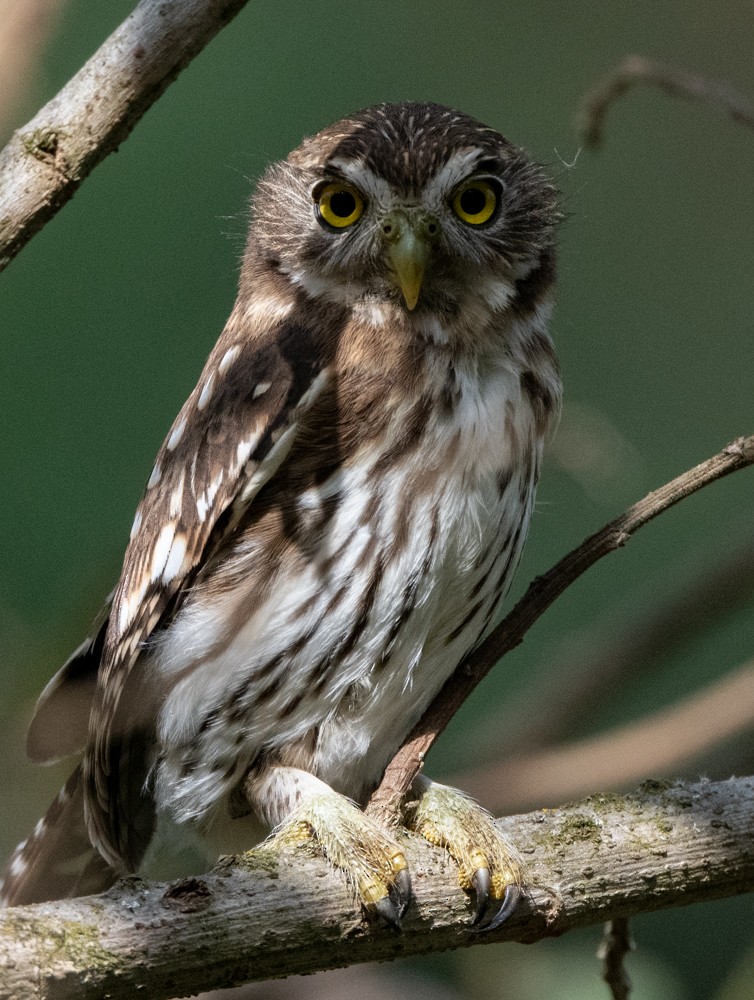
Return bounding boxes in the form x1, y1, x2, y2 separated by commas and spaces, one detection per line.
423, 148, 484, 204
325, 158, 393, 206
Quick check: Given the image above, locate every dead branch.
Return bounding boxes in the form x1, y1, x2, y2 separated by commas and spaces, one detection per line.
478, 530, 754, 759
599, 917, 633, 1000
0, 0, 252, 272
453, 657, 754, 813
367, 435, 754, 823
576, 55, 754, 147
2, 777, 753, 1000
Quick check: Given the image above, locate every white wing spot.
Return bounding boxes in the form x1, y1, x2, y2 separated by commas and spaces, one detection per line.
253, 381, 272, 399
162, 533, 188, 583
147, 463, 162, 489
198, 373, 215, 411
170, 470, 186, 518
236, 438, 256, 469
9, 855, 27, 877
150, 521, 178, 581
119, 575, 150, 634
130, 510, 142, 539
219, 345, 240, 374
196, 470, 224, 522
167, 417, 187, 451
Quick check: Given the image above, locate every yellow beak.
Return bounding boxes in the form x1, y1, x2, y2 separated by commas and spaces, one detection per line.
389, 229, 428, 310
384, 215, 433, 310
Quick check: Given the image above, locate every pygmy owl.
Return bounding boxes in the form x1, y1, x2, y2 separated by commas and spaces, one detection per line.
1, 102, 561, 928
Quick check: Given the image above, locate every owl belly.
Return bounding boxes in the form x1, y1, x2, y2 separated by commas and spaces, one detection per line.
312, 462, 536, 800
150, 381, 540, 827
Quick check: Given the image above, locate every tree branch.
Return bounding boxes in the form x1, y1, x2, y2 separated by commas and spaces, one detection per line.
367, 435, 754, 823
475, 529, 754, 759
0, 0, 252, 272
2, 776, 754, 1000
576, 55, 754, 147
453, 657, 754, 813
599, 917, 633, 1000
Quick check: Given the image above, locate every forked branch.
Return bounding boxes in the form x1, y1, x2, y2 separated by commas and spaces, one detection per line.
576, 55, 754, 147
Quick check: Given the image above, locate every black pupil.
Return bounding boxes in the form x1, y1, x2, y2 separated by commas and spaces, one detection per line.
330, 190, 356, 218
460, 186, 488, 216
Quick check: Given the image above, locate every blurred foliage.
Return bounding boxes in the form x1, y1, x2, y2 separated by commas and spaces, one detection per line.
1, 0, 753, 997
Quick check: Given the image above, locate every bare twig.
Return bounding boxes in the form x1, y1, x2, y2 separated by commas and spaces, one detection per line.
453, 658, 754, 813
599, 918, 633, 1000
576, 55, 754, 147
2, 777, 754, 1000
0, 0, 252, 272
476, 531, 754, 758
367, 435, 754, 823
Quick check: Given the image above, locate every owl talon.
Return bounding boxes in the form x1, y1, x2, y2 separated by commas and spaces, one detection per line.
394, 865, 413, 918
470, 865, 491, 924
469, 882, 520, 934
408, 778, 522, 930
374, 892, 403, 931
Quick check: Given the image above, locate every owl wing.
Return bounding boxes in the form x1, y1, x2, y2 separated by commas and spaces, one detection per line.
85, 312, 334, 866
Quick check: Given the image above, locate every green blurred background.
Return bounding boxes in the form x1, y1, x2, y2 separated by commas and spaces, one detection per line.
1, 1, 753, 997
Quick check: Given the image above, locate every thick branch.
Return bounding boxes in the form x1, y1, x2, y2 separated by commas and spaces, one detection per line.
2, 777, 754, 999
368, 435, 754, 821
576, 55, 754, 147
0, 0, 251, 272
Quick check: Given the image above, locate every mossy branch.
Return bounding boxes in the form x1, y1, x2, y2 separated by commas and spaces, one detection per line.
2, 777, 754, 999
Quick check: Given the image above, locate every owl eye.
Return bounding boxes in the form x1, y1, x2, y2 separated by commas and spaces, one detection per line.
451, 179, 499, 226
316, 182, 365, 229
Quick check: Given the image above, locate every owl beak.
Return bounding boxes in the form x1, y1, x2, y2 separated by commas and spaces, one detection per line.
383, 212, 435, 310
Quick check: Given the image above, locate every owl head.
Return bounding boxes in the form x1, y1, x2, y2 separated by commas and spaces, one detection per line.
245, 102, 558, 319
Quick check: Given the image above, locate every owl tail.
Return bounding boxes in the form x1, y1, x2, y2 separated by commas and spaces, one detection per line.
0, 765, 117, 907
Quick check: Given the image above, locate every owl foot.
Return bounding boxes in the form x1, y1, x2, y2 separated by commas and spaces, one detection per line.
406, 777, 521, 931
266, 789, 411, 929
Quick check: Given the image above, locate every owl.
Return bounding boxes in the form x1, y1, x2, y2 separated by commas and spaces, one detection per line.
1, 102, 561, 929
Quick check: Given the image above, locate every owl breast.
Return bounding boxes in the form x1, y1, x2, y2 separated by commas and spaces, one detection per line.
149, 338, 547, 827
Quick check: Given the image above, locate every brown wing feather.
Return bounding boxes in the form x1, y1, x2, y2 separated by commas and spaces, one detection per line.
85, 304, 338, 867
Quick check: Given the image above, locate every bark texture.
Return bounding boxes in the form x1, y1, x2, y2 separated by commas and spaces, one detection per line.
0, 0, 251, 271
2, 776, 753, 999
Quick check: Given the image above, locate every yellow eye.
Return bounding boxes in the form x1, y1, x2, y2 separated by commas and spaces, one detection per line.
452, 180, 498, 225
316, 182, 365, 229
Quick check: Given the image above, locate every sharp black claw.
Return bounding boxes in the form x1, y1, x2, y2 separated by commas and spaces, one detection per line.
394, 866, 413, 918
374, 893, 403, 932
470, 866, 491, 925
469, 882, 521, 934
